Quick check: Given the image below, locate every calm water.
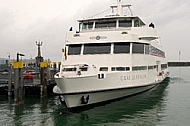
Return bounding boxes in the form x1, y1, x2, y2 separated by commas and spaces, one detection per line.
0, 67, 190, 126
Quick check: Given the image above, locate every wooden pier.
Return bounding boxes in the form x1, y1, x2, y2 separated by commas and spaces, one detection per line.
0, 67, 57, 96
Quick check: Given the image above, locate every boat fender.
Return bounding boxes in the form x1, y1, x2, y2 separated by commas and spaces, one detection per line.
81, 95, 89, 104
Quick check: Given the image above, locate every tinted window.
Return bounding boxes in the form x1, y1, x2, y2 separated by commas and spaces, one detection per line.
132, 43, 144, 54
63, 68, 76, 71
150, 46, 165, 57
134, 20, 139, 27
99, 67, 108, 71
95, 21, 116, 29
111, 67, 130, 71
132, 66, 147, 71
68, 44, 81, 55
83, 43, 111, 54
82, 22, 93, 30
116, 67, 125, 71
80, 67, 88, 71
148, 66, 154, 70
114, 43, 130, 54
161, 64, 168, 70
145, 44, 149, 54
119, 20, 132, 27
134, 20, 144, 27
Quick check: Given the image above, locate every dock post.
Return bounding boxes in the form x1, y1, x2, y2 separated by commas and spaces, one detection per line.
14, 67, 19, 102
20, 67, 24, 101
13, 61, 24, 105
8, 63, 12, 96
40, 62, 48, 97
13, 53, 25, 105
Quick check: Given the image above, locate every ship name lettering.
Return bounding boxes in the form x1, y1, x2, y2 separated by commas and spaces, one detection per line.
120, 76, 130, 81
132, 74, 147, 80
120, 74, 146, 81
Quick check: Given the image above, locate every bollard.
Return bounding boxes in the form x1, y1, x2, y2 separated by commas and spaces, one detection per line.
12, 61, 24, 105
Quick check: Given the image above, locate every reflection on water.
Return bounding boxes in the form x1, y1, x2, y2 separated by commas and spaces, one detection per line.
0, 78, 170, 126
0, 96, 57, 126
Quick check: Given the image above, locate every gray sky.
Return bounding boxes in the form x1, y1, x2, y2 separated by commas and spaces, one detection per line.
0, 0, 190, 62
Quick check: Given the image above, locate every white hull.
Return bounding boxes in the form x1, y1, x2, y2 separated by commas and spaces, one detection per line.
54, 84, 156, 108
54, 71, 168, 108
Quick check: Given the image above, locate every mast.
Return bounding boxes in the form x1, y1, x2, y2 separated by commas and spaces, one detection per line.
117, 0, 123, 16
110, 0, 133, 16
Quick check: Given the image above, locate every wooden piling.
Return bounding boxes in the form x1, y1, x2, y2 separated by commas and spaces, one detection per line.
40, 62, 49, 97
8, 64, 12, 96
12, 61, 24, 105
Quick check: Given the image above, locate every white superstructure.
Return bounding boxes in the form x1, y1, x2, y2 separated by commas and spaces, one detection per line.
53, 0, 169, 109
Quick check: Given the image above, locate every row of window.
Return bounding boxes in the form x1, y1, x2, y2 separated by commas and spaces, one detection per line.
111, 67, 130, 71
62, 64, 168, 72
81, 18, 144, 30
132, 66, 147, 71
63, 67, 88, 72
67, 42, 164, 57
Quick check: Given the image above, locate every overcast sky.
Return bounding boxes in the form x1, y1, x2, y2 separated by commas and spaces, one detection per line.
0, 0, 190, 62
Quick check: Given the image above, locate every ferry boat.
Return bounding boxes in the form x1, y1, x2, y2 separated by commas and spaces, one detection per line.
53, 0, 169, 108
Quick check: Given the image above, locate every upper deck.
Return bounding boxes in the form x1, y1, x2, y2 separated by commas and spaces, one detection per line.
78, 16, 146, 32
77, 1, 146, 32
66, 0, 160, 49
